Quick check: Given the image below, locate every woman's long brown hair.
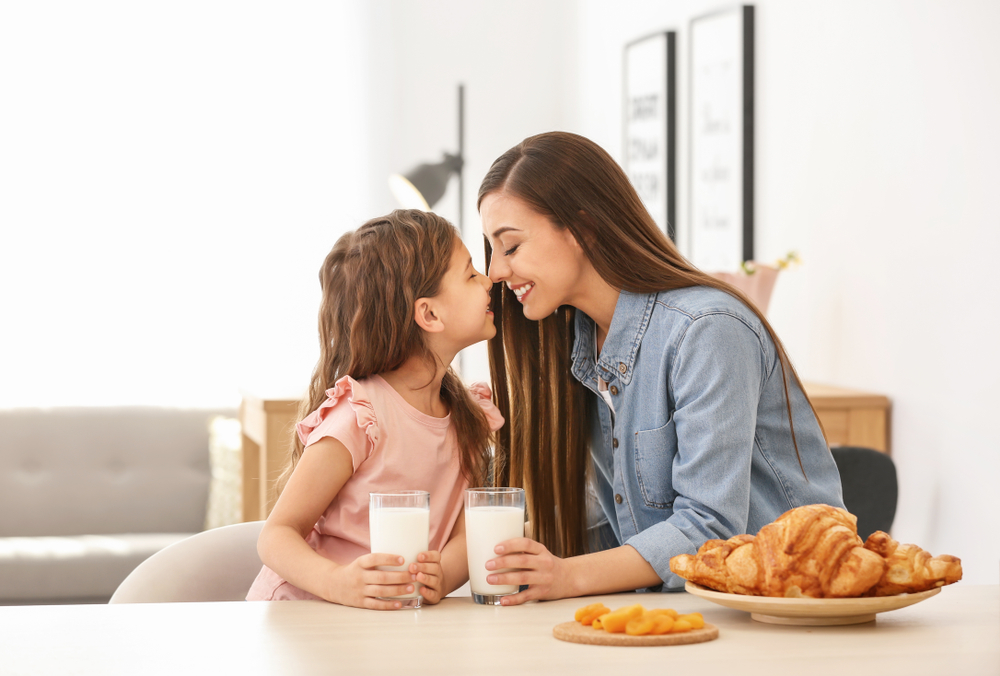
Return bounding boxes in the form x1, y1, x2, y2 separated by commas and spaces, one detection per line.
273, 210, 492, 500
478, 131, 821, 559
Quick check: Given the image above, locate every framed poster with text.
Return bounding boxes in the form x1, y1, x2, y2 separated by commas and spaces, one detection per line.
623, 31, 677, 241
689, 5, 754, 271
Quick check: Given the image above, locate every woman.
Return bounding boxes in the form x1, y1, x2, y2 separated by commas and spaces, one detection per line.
478, 131, 845, 604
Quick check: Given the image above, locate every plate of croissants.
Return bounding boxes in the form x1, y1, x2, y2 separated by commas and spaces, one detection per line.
670, 504, 963, 625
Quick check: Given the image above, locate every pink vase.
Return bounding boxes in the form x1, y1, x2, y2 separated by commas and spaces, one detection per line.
710, 264, 779, 315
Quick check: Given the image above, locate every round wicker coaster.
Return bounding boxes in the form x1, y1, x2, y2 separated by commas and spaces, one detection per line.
552, 621, 719, 647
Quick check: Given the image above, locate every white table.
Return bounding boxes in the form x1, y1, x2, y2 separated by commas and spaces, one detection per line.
2, 585, 996, 675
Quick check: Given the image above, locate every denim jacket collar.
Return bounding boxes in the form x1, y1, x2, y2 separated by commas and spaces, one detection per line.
571, 291, 657, 387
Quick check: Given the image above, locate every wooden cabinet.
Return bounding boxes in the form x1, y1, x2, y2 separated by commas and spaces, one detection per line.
239, 394, 300, 522
239, 383, 891, 521
803, 382, 891, 453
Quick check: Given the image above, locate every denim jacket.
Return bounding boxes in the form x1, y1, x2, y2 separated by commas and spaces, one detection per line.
571, 288, 845, 591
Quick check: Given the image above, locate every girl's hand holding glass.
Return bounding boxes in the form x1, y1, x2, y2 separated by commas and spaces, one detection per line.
409, 550, 446, 605
328, 553, 417, 611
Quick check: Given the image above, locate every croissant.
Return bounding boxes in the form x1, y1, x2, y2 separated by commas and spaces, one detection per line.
862, 531, 963, 596
670, 504, 963, 597
670, 504, 886, 598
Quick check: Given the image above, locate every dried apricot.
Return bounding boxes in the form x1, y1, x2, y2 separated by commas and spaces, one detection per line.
600, 613, 628, 633
569, 604, 702, 636
579, 604, 610, 626
574, 602, 603, 623
625, 615, 655, 636
600, 604, 645, 633
672, 618, 693, 633
677, 612, 704, 629
649, 614, 675, 635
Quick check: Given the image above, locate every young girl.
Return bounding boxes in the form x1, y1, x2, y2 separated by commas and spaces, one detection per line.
246, 210, 503, 609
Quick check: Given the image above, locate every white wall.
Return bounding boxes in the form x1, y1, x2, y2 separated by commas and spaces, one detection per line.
0, 1, 373, 407
363, 0, 580, 385
573, 0, 1000, 584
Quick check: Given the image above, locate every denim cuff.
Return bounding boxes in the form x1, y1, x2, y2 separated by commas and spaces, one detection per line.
624, 523, 696, 592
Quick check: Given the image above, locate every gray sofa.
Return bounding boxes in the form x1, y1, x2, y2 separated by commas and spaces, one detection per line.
0, 407, 235, 604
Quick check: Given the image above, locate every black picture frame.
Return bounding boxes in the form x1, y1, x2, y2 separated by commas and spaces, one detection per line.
623, 31, 677, 241
689, 4, 754, 271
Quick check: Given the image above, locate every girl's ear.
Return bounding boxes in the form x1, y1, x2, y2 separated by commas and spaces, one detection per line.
414, 297, 444, 333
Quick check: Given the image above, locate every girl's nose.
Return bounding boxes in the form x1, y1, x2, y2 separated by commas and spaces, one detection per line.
479, 270, 493, 292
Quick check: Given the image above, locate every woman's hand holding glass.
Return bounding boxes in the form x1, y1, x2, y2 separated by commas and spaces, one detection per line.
483, 538, 573, 605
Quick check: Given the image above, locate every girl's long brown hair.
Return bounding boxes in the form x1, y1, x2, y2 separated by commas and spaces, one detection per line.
478, 131, 821, 559
274, 210, 492, 500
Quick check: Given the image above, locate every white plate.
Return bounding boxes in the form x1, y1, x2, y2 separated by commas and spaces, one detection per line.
685, 581, 941, 626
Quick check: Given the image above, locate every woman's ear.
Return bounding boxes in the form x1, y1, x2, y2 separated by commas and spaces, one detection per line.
414, 297, 445, 333
563, 210, 591, 253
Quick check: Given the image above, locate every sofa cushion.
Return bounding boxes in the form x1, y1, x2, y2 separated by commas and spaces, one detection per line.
0, 533, 193, 603
0, 407, 232, 536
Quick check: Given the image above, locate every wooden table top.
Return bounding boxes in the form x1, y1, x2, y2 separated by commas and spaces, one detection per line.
2, 585, 996, 676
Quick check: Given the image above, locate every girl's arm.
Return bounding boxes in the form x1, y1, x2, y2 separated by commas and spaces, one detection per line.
438, 509, 470, 595
257, 436, 414, 609
484, 540, 661, 605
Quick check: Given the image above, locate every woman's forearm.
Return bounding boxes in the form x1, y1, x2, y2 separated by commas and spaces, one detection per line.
563, 544, 663, 596
485, 538, 663, 605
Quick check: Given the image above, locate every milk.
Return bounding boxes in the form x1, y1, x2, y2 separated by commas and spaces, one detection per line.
465, 506, 525, 596
369, 506, 429, 599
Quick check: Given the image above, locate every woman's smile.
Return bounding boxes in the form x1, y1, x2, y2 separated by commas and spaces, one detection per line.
508, 281, 535, 303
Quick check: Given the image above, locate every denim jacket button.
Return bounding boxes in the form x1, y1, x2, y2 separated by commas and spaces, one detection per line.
618, 362, 627, 374
612, 437, 619, 448
614, 494, 623, 504
609, 385, 618, 396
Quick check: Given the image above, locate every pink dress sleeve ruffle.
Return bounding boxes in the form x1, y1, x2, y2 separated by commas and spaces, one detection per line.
295, 375, 379, 468
468, 382, 505, 432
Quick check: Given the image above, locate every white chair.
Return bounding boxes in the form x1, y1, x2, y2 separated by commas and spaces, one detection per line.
109, 521, 265, 603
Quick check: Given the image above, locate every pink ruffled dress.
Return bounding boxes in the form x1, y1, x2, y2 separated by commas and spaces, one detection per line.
246, 374, 504, 601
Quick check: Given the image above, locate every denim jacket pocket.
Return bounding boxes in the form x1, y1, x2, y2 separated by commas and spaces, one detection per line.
634, 418, 677, 509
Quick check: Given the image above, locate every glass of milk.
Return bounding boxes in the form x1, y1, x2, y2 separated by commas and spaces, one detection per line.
369, 490, 430, 609
464, 487, 525, 605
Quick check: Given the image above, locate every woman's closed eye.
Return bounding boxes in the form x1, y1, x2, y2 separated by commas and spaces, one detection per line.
503, 243, 520, 256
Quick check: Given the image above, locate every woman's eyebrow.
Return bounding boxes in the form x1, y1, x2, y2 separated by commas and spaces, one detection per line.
490, 226, 520, 239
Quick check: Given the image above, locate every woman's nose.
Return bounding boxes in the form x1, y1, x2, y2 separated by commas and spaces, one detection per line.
487, 249, 508, 283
